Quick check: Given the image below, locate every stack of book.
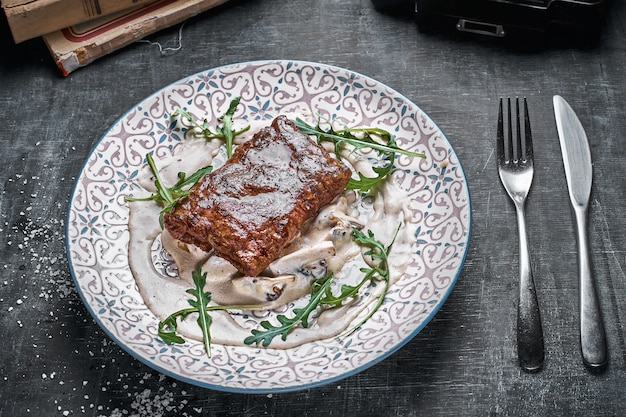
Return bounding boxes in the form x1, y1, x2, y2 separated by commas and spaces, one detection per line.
1, 0, 229, 75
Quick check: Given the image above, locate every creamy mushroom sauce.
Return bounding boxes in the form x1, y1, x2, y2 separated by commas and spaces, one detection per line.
127, 115, 413, 349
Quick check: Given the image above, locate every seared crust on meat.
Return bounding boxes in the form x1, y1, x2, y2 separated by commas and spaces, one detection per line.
163, 115, 352, 276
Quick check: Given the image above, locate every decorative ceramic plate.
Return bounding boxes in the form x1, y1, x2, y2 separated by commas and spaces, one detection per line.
66, 60, 471, 393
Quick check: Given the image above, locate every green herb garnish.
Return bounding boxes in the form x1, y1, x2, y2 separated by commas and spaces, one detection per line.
187, 268, 213, 356
124, 153, 212, 228
173, 96, 250, 158
340, 224, 400, 336
293, 118, 425, 192
126, 97, 249, 226
243, 275, 334, 347
157, 226, 400, 356
157, 268, 262, 358
243, 225, 400, 347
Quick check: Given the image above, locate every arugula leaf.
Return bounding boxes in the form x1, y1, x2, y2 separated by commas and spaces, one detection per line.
346, 158, 394, 192
341, 224, 400, 336
217, 96, 240, 159
156, 225, 400, 353
293, 118, 425, 158
124, 153, 212, 228
293, 118, 424, 192
157, 266, 263, 358
173, 96, 250, 158
158, 314, 188, 345
242, 225, 401, 347
243, 275, 334, 347
186, 269, 213, 356
317, 281, 365, 308
157, 268, 213, 351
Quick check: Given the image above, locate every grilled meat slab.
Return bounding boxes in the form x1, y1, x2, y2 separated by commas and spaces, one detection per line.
163, 115, 351, 276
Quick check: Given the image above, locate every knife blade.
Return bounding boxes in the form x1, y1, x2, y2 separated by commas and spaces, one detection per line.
553, 95, 607, 368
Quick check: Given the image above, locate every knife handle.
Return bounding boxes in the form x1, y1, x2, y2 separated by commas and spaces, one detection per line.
516, 204, 545, 372
574, 205, 608, 368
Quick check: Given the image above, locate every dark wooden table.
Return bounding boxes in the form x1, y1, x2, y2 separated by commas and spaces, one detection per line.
2, 1, 626, 415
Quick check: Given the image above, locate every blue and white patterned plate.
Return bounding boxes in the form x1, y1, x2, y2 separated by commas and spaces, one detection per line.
66, 60, 471, 393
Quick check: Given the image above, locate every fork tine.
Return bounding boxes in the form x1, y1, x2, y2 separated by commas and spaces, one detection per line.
515, 97, 523, 162
497, 98, 505, 163
507, 97, 514, 162
523, 97, 533, 161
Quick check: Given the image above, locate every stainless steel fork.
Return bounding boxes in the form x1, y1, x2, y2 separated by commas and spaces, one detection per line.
497, 97, 545, 372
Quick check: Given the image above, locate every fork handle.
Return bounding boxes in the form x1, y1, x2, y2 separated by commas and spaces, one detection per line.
516, 204, 545, 372
574, 205, 608, 368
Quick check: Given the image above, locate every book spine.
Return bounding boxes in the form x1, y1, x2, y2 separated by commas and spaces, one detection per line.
4, 0, 159, 43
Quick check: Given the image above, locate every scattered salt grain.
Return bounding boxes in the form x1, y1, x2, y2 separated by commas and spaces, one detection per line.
3, 173, 198, 416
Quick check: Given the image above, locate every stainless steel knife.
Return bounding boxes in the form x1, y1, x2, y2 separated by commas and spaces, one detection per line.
553, 95, 607, 368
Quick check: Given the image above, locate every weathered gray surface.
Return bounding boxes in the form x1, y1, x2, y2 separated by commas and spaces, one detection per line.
1, 1, 626, 415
